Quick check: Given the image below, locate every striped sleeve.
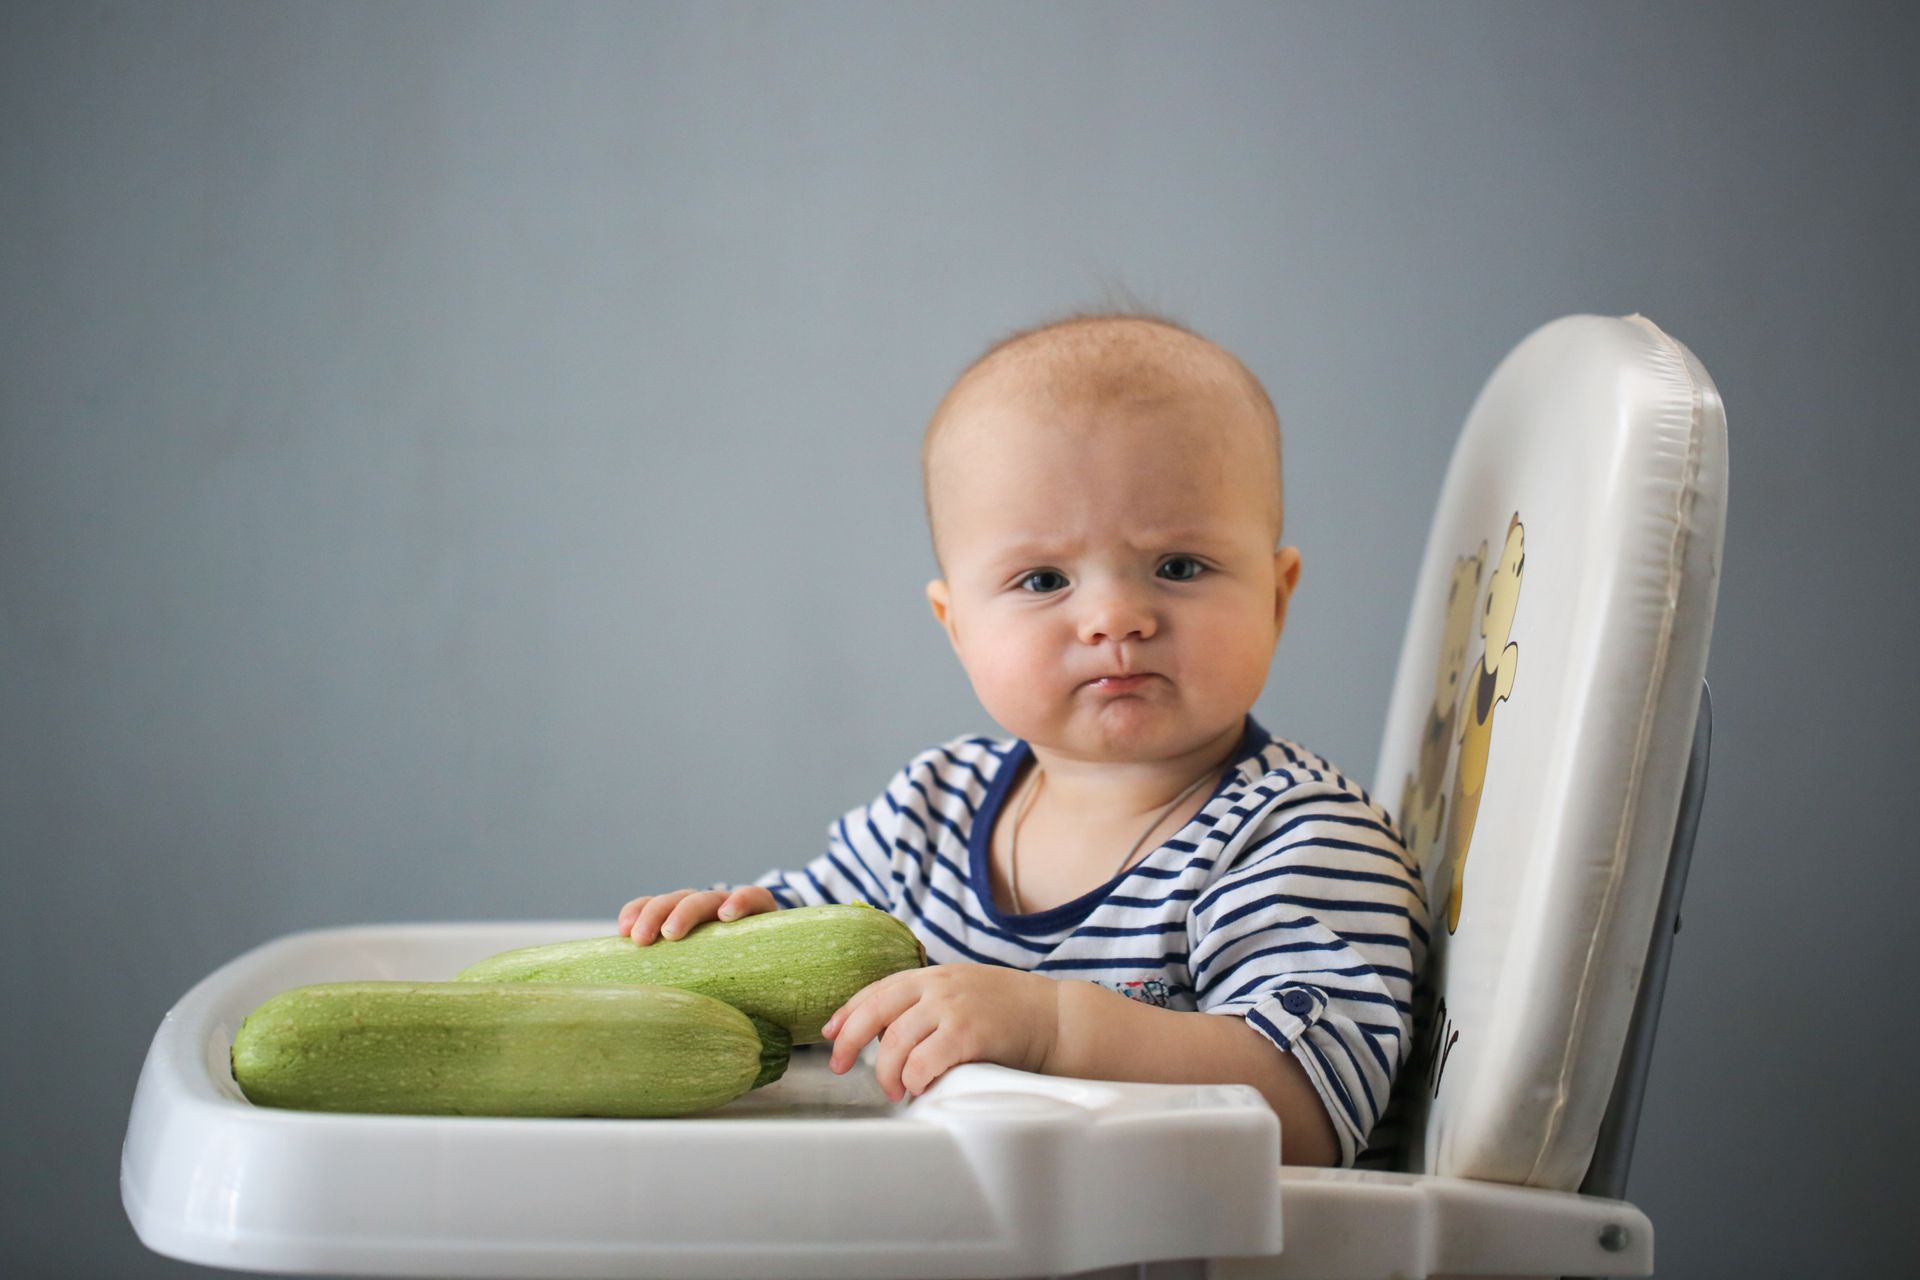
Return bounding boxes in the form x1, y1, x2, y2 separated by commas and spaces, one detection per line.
1188, 779, 1430, 1167
748, 769, 905, 911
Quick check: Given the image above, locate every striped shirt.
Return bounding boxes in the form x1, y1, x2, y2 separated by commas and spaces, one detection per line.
752, 715, 1430, 1167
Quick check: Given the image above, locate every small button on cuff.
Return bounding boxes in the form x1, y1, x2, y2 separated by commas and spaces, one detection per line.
1279, 989, 1316, 1017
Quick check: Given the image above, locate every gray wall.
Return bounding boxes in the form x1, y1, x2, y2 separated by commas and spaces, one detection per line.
4, 2, 1914, 1275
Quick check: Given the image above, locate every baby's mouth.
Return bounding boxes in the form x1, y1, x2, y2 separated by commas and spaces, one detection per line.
1085, 673, 1157, 693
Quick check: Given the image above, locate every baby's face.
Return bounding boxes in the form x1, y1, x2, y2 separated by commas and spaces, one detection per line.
925, 383, 1299, 765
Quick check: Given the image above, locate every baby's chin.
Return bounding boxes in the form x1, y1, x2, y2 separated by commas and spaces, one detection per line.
1026, 699, 1232, 763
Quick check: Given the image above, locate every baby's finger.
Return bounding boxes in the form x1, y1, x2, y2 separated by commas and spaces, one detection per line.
630, 890, 694, 944
617, 896, 653, 934
717, 884, 776, 921
827, 976, 923, 1074
822, 975, 891, 1039
900, 1028, 969, 1098
660, 890, 728, 940
873, 1006, 939, 1103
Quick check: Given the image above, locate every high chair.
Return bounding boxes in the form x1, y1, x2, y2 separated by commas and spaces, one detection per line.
123, 313, 1726, 1280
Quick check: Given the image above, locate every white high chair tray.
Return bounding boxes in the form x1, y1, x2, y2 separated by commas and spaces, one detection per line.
122, 922, 1650, 1279
122, 920, 1284, 1278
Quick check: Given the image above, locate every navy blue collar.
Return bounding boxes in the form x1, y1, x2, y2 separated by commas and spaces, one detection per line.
966, 715, 1274, 936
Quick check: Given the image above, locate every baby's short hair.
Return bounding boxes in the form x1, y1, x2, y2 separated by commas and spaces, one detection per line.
921, 308, 1285, 571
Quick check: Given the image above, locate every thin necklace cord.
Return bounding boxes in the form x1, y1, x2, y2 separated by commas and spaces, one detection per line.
1007, 761, 1219, 915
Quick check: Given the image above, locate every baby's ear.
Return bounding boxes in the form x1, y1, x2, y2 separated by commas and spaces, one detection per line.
925, 578, 959, 645
1272, 547, 1303, 633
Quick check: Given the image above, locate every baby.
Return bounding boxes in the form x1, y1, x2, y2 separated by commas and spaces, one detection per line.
616, 313, 1428, 1167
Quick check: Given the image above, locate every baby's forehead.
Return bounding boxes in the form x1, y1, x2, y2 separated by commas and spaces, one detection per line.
955, 387, 1259, 464
938, 392, 1281, 540
943, 362, 1277, 480
923, 315, 1286, 563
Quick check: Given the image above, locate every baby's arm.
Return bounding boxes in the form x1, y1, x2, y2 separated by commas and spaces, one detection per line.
1046, 980, 1342, 1166
1185, 777, 1429, 1166
617, 885, 780, 945
817, 966, 1340, 1162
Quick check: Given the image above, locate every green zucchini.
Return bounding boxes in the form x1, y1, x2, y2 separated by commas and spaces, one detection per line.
231, 981, 790, 1117
455, 903, 927, 1043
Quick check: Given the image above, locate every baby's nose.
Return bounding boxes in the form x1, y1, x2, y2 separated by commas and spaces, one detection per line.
1076, 583, 1157, 645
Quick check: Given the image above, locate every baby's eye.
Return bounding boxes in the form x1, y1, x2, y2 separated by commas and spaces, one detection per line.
1158, 556, 1206, 582
1018, 570, 1069, 594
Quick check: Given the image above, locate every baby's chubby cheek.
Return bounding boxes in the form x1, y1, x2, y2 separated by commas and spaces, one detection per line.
960, 650, 1057, 735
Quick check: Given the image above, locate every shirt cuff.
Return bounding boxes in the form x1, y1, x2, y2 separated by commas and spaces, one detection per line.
1219, 984, 1363, 1168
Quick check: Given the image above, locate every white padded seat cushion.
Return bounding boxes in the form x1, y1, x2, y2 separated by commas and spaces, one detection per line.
1375, 314, 1727, 1189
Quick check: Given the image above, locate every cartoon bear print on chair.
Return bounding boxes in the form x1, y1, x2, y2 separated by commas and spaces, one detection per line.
1398, 547, 1487, 870
1443, 513, 1525, 934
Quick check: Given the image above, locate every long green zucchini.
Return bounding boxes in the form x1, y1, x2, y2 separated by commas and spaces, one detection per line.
456, 903, 927, 1043
231, 981, 790, 1117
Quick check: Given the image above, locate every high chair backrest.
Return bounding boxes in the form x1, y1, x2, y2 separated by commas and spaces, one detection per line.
1373, 314, 1727, 1190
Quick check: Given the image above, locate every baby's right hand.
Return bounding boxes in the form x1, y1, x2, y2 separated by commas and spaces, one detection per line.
616, 885, 779, 945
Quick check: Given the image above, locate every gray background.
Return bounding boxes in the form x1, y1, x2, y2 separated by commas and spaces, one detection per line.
4, 1, 1915, 1276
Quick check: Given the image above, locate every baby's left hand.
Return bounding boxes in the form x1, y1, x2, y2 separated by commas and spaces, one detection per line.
822, 964, 1060, 1102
